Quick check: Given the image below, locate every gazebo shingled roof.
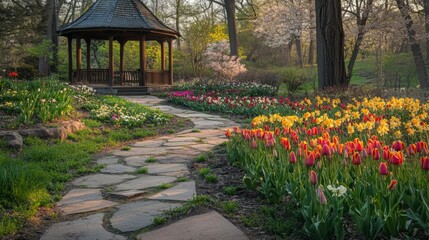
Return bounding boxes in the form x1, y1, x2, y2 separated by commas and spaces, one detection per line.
58, 0, 179, 89
58, 0, 180, 39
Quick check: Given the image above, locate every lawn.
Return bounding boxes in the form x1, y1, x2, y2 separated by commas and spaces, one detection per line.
0, 78, 190, 238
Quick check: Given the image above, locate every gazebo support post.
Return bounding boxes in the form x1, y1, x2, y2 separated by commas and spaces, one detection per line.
139, 35, 146, 86
108, 35, 114, 86
119, 41, 126, 85
160, 41, 165, 71
168, 38, 173, 85
67, 37, 73, 84
76, 36, 82, 84
85, 38, 91, 83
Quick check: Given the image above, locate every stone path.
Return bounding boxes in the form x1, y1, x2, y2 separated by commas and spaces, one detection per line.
41, 96, 248, 240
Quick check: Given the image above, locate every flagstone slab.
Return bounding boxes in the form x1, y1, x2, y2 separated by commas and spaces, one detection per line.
123, 155, 151, 166
189, 144, 214, 152
109, 190, 146, 199
41, 213, 125, 240
146, 164, 188, 175
167, 136, 200, 142
101, 164, 136, 174
136, 211, 248, 240
148, 181, 196, 201
111, 147, 167, 157
72, 174, 136, 188
169, 148, 202, 156
56, 189, 117, 215
157, 170, 190, 177
114, 175, 176, 191
130, 140, 165, 148
155, 154, 192, 164
110, 200, 181, 232
163, 141, 198, 147
97, 156, 119, 165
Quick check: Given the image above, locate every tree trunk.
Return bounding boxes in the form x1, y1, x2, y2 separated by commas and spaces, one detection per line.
308, 0, 315, 65
295, 36, 303, 67
346, 0, 374, 84
423, 0, 429, 63
175, 0, 181, 50
224, 0, 239, 56
395, 0, 429, 88
315, 0, 347, 89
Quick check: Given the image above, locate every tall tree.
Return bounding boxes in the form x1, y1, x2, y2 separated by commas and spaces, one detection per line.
224, 0, 239, 56
315, 0, 347, 89
395, 0, 428, 88
422, 0, 429, 63
344, 0, 374, 84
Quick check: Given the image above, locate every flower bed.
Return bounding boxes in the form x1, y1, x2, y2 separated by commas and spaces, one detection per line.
226, 96, 429, 239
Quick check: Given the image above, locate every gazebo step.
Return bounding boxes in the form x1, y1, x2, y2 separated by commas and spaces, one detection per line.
115, 87, 150, 96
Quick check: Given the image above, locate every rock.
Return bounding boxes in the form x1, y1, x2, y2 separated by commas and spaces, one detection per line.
110, 200, 181, 232
114, 175, 176, 191
72, 174, 136, 188
136, 211, 249, 240
109, 190, 146, 199
0, 131, 23, 151
56, 188, 117, 215
41, 213, 125, 240
100, 164, 136, 174
148, 181, 196, 201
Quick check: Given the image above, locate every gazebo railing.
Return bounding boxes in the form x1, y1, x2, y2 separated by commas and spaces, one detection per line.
73, 69, 169, 86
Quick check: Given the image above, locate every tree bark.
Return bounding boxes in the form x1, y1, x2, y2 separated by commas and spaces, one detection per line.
315, 0, 347, 89
175, 0, 181, 50
224, 0, 239, 56
295, 37, 303, 67
308, 0, 315, 65
423, 0, 429, 63
395, 0, 429, 88
346, 0, 374, 84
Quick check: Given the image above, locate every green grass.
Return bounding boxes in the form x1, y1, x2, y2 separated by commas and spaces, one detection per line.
135, 167, 148, 174
222, 201, 238, 214
152, 216, 167, 225
145, 157, 157, 163
159, 183, 173, 189
204, 174, 218, 183
195, 154, 207, 163
222, 186, 237, 196
176, 177, 189, 182
121, 146, 131, 151
82, 119, 103, 128
198, 167, 210, 177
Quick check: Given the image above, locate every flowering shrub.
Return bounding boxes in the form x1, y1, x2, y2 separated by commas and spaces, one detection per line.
226, 96, 429, 238
81, 95, 170, 128
203, 40, 246, 81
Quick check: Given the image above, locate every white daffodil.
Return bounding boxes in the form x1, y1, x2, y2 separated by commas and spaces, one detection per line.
327, 184, 347, 197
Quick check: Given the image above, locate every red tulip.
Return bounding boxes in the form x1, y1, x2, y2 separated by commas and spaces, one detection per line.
407, 144, 416, 156
352, 152, 362, 165
305, 153, 316, 167
420, 156, 429, 170
225, 129, 232, 138
388, 180, 398, 191
383, 148, 390, 160
274, 127, 280, 136
379, 162, 388, 175
289, 151, 297, 164
372, 148, 380, 161
264, 125, 270, 131
389, 151, 403, 165
251, 139, 257, 149
233, 126, 240, 133
316, 186, 327, 205
321, 143, 331, 156
392, 140, 405, 151
310, 170, 317, 186
280, 137, 291, 151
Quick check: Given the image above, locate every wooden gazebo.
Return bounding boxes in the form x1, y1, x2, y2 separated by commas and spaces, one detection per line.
57, 0, 180, 88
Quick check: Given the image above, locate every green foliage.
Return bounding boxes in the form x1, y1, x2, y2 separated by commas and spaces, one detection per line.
222, 200, 238, 213
176, 177, 189, 182
152, 216, 167, 226
195, 154, 207, 163
145, 157, 157, 163
198, 167, 210, 177
136, 167, 148, 174
204, 174, 218, 183
222, 186, 237, 196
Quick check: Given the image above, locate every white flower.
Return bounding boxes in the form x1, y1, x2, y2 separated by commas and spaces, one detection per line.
327, 184, 347, 197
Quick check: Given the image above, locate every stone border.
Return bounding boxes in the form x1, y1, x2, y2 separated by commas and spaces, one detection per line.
0, 120, 85, 151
